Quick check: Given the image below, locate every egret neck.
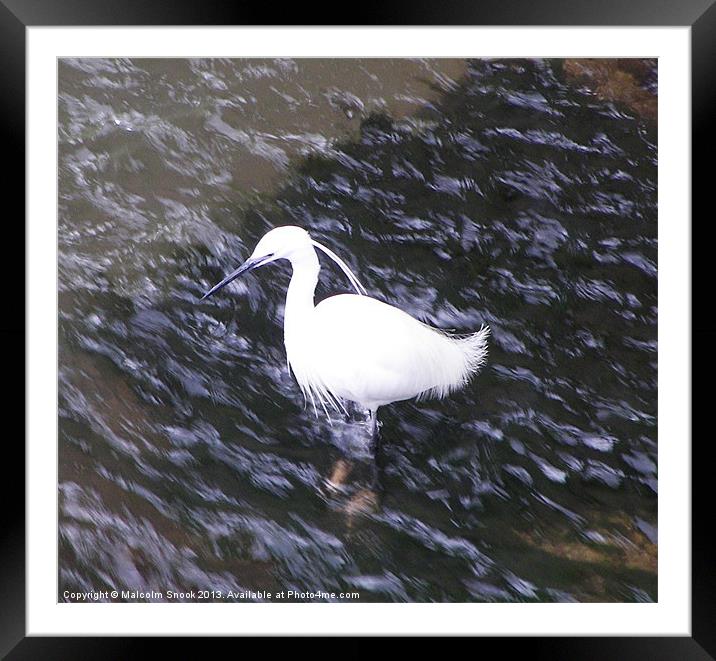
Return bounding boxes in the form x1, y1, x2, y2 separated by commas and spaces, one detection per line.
283, 245, 320, 371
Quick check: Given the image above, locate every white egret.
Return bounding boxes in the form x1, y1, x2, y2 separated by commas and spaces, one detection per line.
201, 225, 489, 441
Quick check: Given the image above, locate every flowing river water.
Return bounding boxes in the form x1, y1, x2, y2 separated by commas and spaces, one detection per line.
58, 58, 657, 603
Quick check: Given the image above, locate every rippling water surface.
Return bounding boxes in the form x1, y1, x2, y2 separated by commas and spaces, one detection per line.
59, 58, 657, 603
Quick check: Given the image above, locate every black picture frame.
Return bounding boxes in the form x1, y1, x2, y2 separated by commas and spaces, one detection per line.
2, 0, 711, 656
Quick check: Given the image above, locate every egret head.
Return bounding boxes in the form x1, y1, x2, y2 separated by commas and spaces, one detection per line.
251, 225, 312, 262
200, 224, 367, 301
200, 225, 312, 300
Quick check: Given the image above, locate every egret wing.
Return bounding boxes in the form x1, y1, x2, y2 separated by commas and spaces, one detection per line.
311, 294, 486, 408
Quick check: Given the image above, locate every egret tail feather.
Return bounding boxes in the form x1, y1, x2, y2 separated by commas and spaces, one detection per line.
416, 324, 491, 401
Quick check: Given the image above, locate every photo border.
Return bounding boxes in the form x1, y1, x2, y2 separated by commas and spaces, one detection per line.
4, 0, 712, 655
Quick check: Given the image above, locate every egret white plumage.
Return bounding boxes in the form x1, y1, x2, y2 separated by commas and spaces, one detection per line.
201, 226, 489, 440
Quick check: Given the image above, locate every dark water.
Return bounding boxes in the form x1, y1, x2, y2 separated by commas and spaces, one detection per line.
58, 58, 657, 603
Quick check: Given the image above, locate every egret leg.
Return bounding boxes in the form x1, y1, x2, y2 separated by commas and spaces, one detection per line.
368, 408, 383, 492
368, 408, 380, 450
325, 458, 352, 493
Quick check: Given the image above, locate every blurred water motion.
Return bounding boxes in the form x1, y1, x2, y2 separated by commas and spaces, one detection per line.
59, 58, 657, 603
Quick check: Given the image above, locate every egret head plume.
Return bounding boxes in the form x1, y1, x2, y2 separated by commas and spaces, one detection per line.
311, 239, 367, 296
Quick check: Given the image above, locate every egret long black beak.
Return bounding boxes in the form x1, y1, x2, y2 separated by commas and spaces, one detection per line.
200, 255, 271, 301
